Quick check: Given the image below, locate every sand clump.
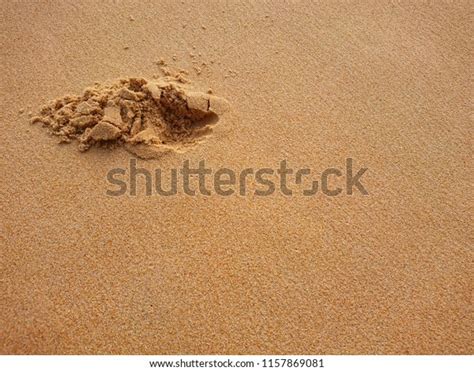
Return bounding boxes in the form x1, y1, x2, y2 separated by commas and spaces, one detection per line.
31, 77, 229, 158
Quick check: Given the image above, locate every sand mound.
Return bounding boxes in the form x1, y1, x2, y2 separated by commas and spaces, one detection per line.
31, 77, 229, 158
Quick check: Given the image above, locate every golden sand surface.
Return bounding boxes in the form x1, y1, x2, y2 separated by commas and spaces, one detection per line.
0, 1, 472, 354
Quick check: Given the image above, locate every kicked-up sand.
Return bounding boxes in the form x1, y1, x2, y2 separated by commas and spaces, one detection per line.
0, 0, 472, 354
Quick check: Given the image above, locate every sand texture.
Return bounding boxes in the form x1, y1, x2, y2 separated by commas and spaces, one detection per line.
31, 76, 229, 158
0, 0, 472, 354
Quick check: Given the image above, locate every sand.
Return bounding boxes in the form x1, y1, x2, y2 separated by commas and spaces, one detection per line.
0, 0, 472, 354
30, 76, 229, 158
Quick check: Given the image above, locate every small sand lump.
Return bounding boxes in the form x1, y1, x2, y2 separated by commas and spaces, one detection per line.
31, 77, 230, 159
87, 122, 122, 141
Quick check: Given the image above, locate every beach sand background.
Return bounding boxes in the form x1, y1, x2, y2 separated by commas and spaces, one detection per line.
0, 0, 472, 354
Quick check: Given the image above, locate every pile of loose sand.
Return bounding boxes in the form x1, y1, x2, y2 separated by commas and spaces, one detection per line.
31, 77, 229, 158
